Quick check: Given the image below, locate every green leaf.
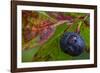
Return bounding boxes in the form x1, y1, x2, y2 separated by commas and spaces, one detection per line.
32, 23, 70, 61
22, 47, 40, 62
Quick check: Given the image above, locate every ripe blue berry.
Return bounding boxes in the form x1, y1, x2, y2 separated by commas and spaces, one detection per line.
60, 32, 85, 56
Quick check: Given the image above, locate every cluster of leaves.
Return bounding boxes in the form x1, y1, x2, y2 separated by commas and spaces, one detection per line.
22, 11, 90, 62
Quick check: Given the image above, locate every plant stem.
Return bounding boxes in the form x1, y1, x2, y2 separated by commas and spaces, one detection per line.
76, 15, 89, 34
76, 21, 82, 34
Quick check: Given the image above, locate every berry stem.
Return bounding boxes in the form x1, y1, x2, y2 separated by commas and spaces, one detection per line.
76, 21, 82, 34
76, 15, 89, 34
